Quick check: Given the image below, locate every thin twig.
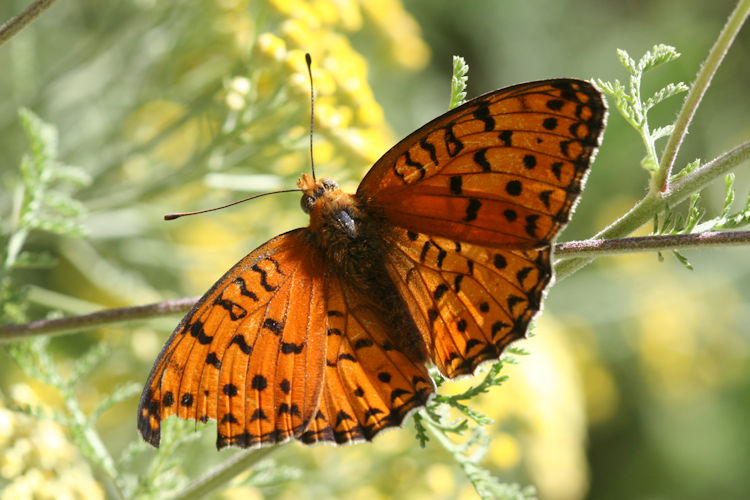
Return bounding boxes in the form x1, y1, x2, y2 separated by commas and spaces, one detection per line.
0, 0, 59, 45
171, 447, 278, 500
0, 298, 196, 342
555, 231, 750, 258
3, 229, 750, 342
654, 0, 750, 190
669, 139, 750, 201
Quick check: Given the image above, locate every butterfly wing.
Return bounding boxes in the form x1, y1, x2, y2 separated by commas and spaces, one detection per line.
358, 79, 605, 378
357, 79, 606, 249
299, 275, 434, 444
383, 228, 550, 378
138, 229, 329, 449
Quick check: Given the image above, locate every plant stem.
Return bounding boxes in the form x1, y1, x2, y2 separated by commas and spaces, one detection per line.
4, 229, 750, 342
171, 447, 278, 500
0, 0, 59, 45
555, 231, 750, 258
0, 298, 196, 342
654, 0, 750, 191
668, 140, 750, 202
62, 386, 126, 499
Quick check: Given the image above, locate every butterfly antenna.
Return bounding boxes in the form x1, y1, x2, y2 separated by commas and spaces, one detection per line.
305, 52, 317, 181
164, 188, 302, 220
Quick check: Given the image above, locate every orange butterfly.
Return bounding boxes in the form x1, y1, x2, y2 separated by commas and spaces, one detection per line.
138, 79, 606, 448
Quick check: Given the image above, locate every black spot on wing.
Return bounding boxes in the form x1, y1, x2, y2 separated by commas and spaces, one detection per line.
206, 352, 221, 368
420, 136, 438, 166
252, 263, 277, 292
229, 335, 252, 354
262, 318, 283, 335
505, 180, 522, 196
474, 149, 491, 172
522, 154, 537, 169
543, 117, 558, 130
498, 130, 513, 146
188, 320, 213, 345
232, 277, 258, 301
463, 198, 481, 222
473, 101, 495, 131
251, 375, 268, 391
213, 294, 247, 320
280, 341, 305, 354
181, 393, 194, 407
450, 175, 463, 195
445, 123, 464, 157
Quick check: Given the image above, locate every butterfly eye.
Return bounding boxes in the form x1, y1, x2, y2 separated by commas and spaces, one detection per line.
321, 178, 338, 191
300, 194, 315, 214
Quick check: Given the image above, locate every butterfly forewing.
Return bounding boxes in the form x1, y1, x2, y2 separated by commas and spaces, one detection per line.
138, 229, 328, 448
357, 79, 606, 248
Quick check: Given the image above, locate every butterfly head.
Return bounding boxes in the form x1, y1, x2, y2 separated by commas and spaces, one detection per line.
298, 173, 340, 214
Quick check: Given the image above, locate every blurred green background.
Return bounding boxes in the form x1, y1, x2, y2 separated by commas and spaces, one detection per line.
1, 0, 749, 499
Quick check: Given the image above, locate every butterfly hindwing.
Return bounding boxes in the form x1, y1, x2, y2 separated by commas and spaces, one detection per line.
137, 229, 328, 449
384, 228, 551, 378
299, 275, 435, 444
357, 79, 606, 249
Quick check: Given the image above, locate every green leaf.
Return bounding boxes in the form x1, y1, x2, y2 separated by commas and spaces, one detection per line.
450, 55, 470, 109
641, 154, 658, 173
672, 249, 693, 270
651, 124, 674, 141
719, 173, 736, 220
92, 382, 142, 423
702, 174, 750, 230
413, 413, 430, 447
683, 193, 704, 233
644, 82, 689, 111
671, 158, 701, 182
638, 44, 681, 72
617, 48, 637, 74
69, 343, 112, 387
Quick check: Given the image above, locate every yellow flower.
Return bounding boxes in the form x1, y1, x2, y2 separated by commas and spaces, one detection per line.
256, 32, 287, 62
0, 394, 104, 500
425, 463, 456, 496
309, 0, 339, 25
281, 19, 315, 48
487, 432, 522, 469
356, 99, 385, 126
225, 76, 252, 110
359, 0, 430, 69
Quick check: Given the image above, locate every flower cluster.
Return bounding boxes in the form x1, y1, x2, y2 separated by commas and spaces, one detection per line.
226, 0, 430, 184
122, 0, 430, 191
0, 385, 103, 500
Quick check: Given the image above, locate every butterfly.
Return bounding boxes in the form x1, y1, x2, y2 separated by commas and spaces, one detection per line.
138, 79, 606, 448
